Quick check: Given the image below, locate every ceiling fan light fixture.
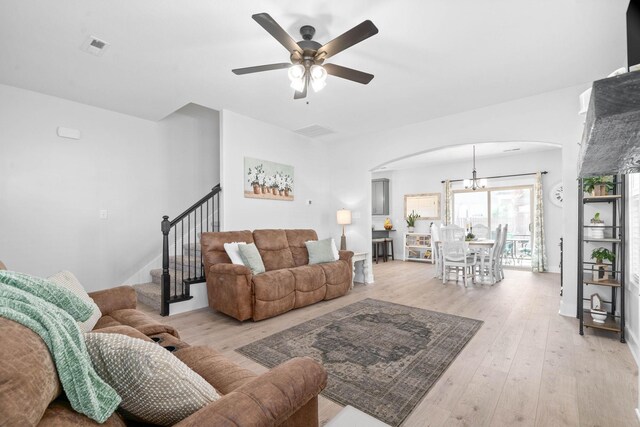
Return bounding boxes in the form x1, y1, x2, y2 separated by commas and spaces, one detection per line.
290, 76, 305, 92
310, 64, 327, 82
287, 64, 305, 81
309, 64, 327, 92
311, 78, 326, 92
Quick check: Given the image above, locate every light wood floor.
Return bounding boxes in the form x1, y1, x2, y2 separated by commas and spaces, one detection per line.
143, 261, 639, 427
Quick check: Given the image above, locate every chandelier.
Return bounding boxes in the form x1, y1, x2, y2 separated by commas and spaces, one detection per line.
463, 146, 487, 190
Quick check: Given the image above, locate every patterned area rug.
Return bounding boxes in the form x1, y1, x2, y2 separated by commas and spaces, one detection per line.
236, 298, 483, 426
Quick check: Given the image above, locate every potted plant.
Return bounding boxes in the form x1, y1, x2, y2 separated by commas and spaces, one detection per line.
465, 232, 476, 241
590, 212, 605, 239
270, 173, 280, 194
283, 175, 293, 197
406, 210, 419, 232
583, 176, 614, 197
591, 247, 615, 281
247, 166, 262, 194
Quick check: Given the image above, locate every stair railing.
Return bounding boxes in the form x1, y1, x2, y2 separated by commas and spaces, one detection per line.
160, 184, 221, 316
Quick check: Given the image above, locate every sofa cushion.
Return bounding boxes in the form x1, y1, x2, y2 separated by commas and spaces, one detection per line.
201, 231, 254, 268
38, 400, 126, 427
47, 270, 102, 332
305, 238, 337, 265
252, 269, 295, 321
84, 332, 220, 426
0, 317, 61, 427
289, 265, 326, 308
253, 270, 295, 301
285, 229, 318, 267
223, 242, 247, 265
253, 229, 295, 271
320, 261, 351, 300
238, 243, 266, 275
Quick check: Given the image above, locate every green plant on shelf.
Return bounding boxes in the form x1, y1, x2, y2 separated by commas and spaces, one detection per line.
406, 210, 419, 227
591, 247, 615, 264
582, 176, 614, 195
591, 212, 603, 224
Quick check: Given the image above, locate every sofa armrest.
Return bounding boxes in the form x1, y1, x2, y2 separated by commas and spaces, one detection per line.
209, 263, 252, 276
339, 250, 354, 263
88, 285, 137, 315
175, 357, 327, 427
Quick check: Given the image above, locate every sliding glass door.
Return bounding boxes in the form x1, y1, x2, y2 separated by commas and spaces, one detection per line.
453, 186, 533, 268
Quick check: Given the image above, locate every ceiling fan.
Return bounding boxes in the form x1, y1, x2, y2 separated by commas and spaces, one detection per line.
232, 13, 379, 99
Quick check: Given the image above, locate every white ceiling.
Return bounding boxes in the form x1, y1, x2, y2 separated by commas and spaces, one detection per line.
375, 141, 561, 171
0, 0, 628, 138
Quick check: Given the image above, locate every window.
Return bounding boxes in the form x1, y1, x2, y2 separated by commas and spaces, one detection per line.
453, 185, 533, 267
630, 173, 640, 285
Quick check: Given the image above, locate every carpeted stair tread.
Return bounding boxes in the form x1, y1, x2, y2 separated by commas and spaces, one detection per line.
132, 282, 161, 311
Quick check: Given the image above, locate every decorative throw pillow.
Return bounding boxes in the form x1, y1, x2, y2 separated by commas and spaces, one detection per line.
48, 270, 102, 332
84, 332, 220, 426
306, 238, 337, 265
330, 238, 340, 261
223, 242, 247, 265
238, 243, 266, 275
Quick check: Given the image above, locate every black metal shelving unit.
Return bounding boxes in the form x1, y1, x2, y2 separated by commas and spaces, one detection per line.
577, 175, 626, 343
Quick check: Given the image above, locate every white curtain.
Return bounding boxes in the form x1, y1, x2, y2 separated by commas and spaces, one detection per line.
531, 172, 548, 272
444, 180, 452, 225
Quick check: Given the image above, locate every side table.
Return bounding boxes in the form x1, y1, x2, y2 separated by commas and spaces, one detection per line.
325, 405, 390, 427
352, 252, 369, 288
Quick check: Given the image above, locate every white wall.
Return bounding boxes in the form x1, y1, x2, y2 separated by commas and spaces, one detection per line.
219, 109, 332, 238
372, 148, 563, 272
0, 84, 219, 291
327, 84, 584, 316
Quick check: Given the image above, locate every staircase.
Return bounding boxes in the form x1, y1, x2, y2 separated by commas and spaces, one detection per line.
132, 185, 220, 315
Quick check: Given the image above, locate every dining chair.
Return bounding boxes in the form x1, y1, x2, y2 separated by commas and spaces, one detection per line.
431, 223, 442, 278
472, 223, 489, 239
497, 224, 509, 280
440, 225, 465, 242
476, 224, 502, 284
442, 240, 477, 287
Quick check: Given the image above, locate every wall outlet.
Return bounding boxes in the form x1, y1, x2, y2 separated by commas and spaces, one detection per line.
99, 209, 108, 219
306, 199, 312, 205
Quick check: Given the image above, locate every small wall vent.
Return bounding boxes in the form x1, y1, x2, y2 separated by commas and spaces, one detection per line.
294, 124, 335, 138
80, 36, 110, 56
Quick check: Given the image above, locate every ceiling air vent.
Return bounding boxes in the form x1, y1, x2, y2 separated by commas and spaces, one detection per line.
80, 36, 110, 56
294, 125, 335, 138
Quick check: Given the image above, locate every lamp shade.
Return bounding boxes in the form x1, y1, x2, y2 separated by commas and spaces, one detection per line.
336, 209, 352, 225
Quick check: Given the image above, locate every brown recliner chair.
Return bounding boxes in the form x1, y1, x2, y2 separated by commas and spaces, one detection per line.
0, 261, 328, 426
201, 229, 353, 321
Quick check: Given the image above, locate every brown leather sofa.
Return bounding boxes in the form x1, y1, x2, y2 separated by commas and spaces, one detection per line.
201, 229, 353, 321
0, 263, 327, 427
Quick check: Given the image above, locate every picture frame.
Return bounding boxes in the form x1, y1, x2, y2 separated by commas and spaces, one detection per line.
244, 157, 294, 201
404, 193, 441, 220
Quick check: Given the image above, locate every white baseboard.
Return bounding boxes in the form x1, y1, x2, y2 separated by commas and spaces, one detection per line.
558, 299, 576, 317
626, 326, 640, 367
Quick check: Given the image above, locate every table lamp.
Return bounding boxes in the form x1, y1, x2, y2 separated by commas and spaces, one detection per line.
336, 209, 352, 250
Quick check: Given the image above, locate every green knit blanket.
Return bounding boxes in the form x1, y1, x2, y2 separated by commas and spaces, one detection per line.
0, 270, 121, 423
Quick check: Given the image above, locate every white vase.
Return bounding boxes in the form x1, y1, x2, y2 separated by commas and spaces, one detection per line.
408, 227, 415, 233
590, 222, 605, 239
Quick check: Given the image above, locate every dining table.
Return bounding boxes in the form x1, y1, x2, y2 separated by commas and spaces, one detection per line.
435, 239, 497, 284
